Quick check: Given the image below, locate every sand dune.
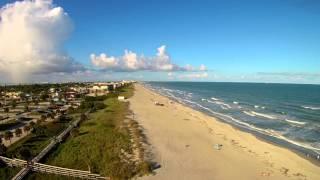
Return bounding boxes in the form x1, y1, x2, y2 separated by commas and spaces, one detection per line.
129, 84, 320, 180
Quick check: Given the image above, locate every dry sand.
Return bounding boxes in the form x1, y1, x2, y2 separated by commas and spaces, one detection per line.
129, 84, 320, 180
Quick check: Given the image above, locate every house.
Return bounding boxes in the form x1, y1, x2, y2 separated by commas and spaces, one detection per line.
88, 85, 109, 95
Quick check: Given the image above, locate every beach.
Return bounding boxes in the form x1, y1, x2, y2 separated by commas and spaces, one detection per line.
129, 83, 320, 180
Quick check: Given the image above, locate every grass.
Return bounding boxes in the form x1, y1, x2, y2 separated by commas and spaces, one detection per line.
30, 85, 151, 180
0, 120, 71, 179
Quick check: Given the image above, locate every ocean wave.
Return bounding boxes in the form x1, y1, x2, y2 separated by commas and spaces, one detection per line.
181, 99, 320, 153
302, 106, 320, 110
285, 119, 306, 125
250, 111, 276, 119
254, 105, 259, 108
211, 97, 220, 101
243, 111, 256, 117
243, 110, 276, 119
207, 100, 232, 109
233, 101, 239, 104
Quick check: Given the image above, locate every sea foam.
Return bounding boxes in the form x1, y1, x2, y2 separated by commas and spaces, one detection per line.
285, 119, 306, 125
302, 106, 320, 110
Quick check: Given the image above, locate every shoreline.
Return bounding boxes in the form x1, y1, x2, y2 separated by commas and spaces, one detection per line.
130, 83, 320, 180
143, 83, 320, 165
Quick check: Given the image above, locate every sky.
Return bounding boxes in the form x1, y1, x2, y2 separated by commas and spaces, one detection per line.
0, 0, 319, 84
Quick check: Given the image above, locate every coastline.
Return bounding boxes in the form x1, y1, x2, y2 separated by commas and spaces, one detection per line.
143, 82, 320, 164
130, 83, 320, 180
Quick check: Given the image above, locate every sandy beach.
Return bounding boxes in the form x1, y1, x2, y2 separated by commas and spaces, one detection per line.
129, 83, 320, 180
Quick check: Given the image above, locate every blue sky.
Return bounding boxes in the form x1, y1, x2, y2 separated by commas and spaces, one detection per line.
0, 0, 319, 83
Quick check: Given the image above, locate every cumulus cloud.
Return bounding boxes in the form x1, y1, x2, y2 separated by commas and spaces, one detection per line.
91, 45, 207, 72
199, 64, 207, 71
0, 0, 84, 82
179, 72, 209, 79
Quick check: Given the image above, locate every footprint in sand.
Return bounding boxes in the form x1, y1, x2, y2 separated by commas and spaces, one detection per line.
230, 139, 239, 145
293, 172, 307, 180
279, 167, 289, 176
260, 169, 273, 177
208, 128, 214, 134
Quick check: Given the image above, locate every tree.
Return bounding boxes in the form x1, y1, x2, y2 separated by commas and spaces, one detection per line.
29, 121, 36, 127
4, 131, 13, 143
68, 106, 74, 113
32, 126, 46, 136
80, 113, 87, 121
24, 104, 29, 112
18, 147, 32, 160
15, 128, 22, 137
40, 93, 49, 101
33, 99, 39, 106
3, 107, 9, 116
11, 100, 17, 109
0, 144, 7, 155
49, 112, 56, 120
40, 114, 46, 122
23, 125, 31, 133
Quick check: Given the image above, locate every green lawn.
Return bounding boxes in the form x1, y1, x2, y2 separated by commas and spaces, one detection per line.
30, 85, 151, 180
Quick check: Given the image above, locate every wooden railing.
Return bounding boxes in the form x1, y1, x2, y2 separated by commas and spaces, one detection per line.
0, 156, 107, 179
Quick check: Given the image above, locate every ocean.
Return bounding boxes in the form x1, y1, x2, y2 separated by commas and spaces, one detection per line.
144, 82, 320, 158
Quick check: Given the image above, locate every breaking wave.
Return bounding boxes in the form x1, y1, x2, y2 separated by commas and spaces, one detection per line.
302, 106, 320, 110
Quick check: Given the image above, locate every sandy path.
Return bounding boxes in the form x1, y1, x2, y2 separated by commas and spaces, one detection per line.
130, 84, 320, 180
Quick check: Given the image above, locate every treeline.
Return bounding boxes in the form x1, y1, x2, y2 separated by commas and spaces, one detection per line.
0, 82, 87, 94
76, 95, 108, 113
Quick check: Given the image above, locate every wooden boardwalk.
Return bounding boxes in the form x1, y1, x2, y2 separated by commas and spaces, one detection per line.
0, 156, 107, 179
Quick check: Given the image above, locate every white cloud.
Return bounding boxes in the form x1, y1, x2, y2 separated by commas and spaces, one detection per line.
91, 45, 206, 72
90, 53, 118, 68
185, 64, 194, 71
179, 72, 209, 79
199, 64, 207, 71
0, 0, 84, 82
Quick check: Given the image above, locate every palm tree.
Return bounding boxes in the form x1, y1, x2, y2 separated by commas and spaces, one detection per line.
29, 121, 36, 128
15, 128, 22, 137
4, 131, 13, 143
24, 104, 29, 112
4, 107, 9, 117
11, 100, 17, 109
50, 112, 56, 120
23, 125, 31, 133
40, 114, 46, 122
33, 99, 39, 106
0, 143, 6, 155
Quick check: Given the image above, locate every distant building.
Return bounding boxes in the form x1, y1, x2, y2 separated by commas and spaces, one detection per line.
118, 96, 125, 101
